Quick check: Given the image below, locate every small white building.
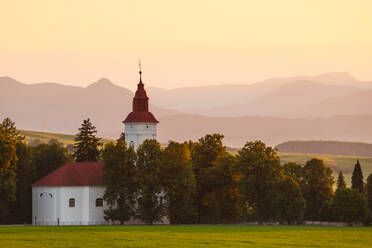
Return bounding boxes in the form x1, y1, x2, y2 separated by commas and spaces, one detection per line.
32, 162, 107, 225
32, 69, 164, 225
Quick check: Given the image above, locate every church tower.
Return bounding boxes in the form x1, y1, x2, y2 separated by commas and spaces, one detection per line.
123, 68, 159, 150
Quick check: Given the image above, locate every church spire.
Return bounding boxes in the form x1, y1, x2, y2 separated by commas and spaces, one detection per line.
138, 60, 143, 85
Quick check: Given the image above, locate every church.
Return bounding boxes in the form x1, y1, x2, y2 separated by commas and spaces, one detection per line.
32, 69, 161, 225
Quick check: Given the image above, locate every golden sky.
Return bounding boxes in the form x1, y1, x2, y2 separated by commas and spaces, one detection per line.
1, 0, 371, 89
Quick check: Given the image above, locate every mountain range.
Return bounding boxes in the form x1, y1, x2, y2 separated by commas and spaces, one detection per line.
1, 72, 372, 147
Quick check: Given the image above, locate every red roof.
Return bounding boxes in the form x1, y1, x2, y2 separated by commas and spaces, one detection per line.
32, 162, 104, 187
123, 71, 159, 123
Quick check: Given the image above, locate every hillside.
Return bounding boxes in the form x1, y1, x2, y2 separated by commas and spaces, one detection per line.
277, 140, 372, 157
19, 129, 113, 146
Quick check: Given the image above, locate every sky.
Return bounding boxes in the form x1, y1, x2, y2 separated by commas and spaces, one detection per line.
1, 0, 371, 90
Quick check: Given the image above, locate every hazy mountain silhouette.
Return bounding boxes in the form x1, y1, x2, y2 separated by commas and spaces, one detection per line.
0, 76, 178, 136
201, 81, 360, 117
2, 74, 372, 147
147, 72, 372, 112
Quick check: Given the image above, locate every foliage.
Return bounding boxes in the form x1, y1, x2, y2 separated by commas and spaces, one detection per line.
351, 160, 364, 193
136, 139, 165, 224
190, 134, 231, 223
73, 118, 102, 162
102, 141, 138, 224
32, 143, 69, 181
12, 142, 35, 223
301, 159, 334, 221
332, 188, 371, 225
0, 132, 18, 223
282, 162, 303, 185
367, 173, 372, 212
0, 117, 24, 142
276, 176, 306, 224
236, 140, 282, 222
161, 141, 195, 224
337, 171, 346, 190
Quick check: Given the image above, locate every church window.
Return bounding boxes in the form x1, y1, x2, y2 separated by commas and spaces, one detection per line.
69, 198, 75, 207
96, 198, 103, 207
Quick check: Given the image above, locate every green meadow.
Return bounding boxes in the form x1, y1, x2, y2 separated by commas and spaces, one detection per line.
0, 225, 371, 248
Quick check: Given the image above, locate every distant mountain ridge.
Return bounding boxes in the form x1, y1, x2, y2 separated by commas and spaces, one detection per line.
2, 73, 372, 147
277, 140, 372, 157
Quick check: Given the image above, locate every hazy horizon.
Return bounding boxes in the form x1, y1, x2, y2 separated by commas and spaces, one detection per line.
1, 0, 372, 90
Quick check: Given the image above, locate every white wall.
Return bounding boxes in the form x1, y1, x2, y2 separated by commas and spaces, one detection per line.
125, 122, 157, 150
32, 186, 108, 225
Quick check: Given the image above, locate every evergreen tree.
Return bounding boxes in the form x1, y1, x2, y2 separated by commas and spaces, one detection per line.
0, 117, 24, 142
351, 160, 364, 193
337, 171, 347, 190
0, 132, 18, 223
236, 140, 282, 222
161, 141, 195, 224
367, 174, 372, 212
276, 176, 306, 224
74, 118, 102, 162
302, 159, 334, 221
136, 139, 165, 224
102, 141, 138, 224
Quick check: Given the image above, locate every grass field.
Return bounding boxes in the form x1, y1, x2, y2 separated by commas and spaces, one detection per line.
279, 153, 372, 184
0, 225, 371, 248
18, 129, 113, 146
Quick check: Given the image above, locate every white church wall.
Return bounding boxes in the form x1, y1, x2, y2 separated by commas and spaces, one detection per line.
32, 187, 58, 225
88, 186, 107, 225
125, 122, 157, 150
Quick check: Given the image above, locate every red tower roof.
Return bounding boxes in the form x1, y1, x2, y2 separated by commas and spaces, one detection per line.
32, 162, 104, 186
123, 70, 159, 123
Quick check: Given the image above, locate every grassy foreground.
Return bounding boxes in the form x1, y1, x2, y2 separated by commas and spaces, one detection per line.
0, 225, 371, 248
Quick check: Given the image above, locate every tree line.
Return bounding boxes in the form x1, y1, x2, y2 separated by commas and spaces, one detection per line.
1, 117, 372, 225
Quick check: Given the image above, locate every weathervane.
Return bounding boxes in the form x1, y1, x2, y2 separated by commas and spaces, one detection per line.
138, 60, 142, 74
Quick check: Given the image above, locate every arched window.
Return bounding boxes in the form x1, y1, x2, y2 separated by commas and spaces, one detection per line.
69, 198, 75, 208
96, 198, 103, 207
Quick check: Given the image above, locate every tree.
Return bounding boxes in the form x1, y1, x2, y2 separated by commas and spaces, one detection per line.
12, 142, 35, 223
48, 138, 63, 147
74, 118, 102, 162
351, 160, 364, 193
236, 140, 282, 222
136, 139, 165, 224
161, 141, 195, 224
302, 159, 334, 221
276, 176, 306, 224
117, 132, 126, 143
367, 174, 372, 212
190, 134, 229, 223
337, 171, 347, 190
0, 117, 23, 142
102, 141, 138, 224
333, 188, 371, 226
32, 143, 69, 181
0, 132, 18, 223
282, 162, 303, 185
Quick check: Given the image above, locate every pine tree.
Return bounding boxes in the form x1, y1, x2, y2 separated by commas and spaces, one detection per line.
337, 171, 347, 190
367, 174, 372, 212
351, 160, 364, 193
102, 141, 138, 224
117, 132, 126, 143
0, 117, 24, 142
73, 119, 102, 162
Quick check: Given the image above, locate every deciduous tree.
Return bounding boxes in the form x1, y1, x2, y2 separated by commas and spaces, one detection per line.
102, 141, 138, 224
161, 141, 195, 224
302, 159, 334, 221
136, 139, 165, 224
